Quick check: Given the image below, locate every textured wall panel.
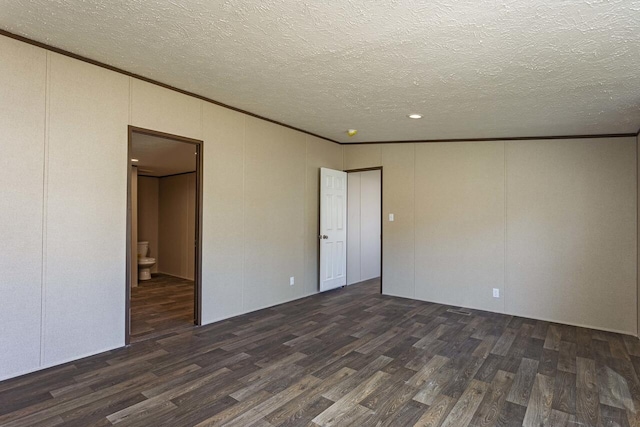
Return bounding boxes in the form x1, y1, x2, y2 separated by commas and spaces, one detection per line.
507, 138, 637, 334
158, 173, 195, 280
200, 103, 245, 323
243, 117, 306, 312
44, 53, 129, 366
344, 144, 382, 170
414, 142, 506, 313
130, 78, 202, 140
0, 37, 46, 380
381, 144, 415, 298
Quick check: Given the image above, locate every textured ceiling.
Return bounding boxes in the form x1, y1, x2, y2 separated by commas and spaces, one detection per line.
1, 0, 639, 142
131, 133, 196, 177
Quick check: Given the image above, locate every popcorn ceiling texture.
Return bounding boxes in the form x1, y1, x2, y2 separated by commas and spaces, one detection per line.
1, 0, 639, 142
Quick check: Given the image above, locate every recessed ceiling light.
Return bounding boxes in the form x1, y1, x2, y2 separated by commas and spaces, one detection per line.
131, 159, 139, 162
408, 114, 422, 119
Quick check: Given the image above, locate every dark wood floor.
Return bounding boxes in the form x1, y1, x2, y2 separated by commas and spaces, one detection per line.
131, 273, 195, 343
2, 278, 640, 426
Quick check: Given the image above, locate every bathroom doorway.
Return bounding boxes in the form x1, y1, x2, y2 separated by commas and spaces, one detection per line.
126, 126, 203, 344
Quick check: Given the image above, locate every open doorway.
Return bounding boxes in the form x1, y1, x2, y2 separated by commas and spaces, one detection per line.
346, 168, 382, 292
126, 126, 203, 344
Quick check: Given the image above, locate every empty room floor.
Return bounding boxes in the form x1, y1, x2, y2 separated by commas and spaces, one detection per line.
131, 273, 195, 343
1, 279, 639, 426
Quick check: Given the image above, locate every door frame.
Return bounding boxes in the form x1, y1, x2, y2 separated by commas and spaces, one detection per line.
344, 167, 383, 294
125, 125, 204, 345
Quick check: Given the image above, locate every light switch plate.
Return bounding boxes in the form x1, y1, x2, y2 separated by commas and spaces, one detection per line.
389, 213, 394, 222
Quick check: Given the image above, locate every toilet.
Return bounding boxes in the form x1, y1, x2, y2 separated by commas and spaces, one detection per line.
137, 241, 156, 281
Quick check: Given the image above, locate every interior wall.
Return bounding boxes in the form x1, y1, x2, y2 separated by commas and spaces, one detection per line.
0, 34, 343, 381
415, 142, 505, 314
158, 173, 196, 280
344, 138, 638, 335
347, 170, 381, 285
44, 52, 129, 367
137, 176, 159, 273
506, 139, 636, 334
0, 36, 46, 379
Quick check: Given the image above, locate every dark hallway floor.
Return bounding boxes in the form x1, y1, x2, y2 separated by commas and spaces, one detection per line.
131, 273, 195, 343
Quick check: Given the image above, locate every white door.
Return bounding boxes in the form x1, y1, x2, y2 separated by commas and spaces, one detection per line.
319, 167, 347, 292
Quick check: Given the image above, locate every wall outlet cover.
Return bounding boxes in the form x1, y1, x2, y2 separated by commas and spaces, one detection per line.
493, 288, 500, 298
290, 276, 295, 286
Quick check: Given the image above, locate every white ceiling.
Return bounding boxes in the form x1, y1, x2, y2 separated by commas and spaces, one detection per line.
131, 133, 196, 177
2, 1, 639, 143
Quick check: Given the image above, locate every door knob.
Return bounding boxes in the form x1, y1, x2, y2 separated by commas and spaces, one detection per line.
318, 235, 328, 239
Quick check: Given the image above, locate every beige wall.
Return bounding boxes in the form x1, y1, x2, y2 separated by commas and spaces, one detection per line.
137, 176, 159, 273
415, 142, 506, 313
0, 34, 342, 381
44, 52, 129, 367
0, 36, 46, 378
158, 173, 196, 280
506, 139, 636, 333
345, 138, 637, 335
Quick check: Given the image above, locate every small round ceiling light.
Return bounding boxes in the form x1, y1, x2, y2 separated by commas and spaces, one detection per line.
408, 114, 423, 119
347, 129, 358, 137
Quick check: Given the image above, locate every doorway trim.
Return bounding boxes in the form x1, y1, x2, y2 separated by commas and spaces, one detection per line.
344, 167, 383, 294
126, 125, 204, 345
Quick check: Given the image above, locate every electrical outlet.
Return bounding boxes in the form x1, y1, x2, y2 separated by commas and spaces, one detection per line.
290, 276, 295, 286
493, 288, 500, 298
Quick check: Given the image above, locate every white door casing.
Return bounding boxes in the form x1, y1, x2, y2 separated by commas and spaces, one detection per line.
319, 168, 347, 292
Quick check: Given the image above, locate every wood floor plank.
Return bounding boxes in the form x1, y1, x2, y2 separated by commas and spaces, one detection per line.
106, 368, 231, 424
551, 370, 576, 415
548, 409, 570, 426
413, 394, 456, 427
224, 375, 321, 427
495, 401, 527, 427
313, 370, 389, 425
597, 364, 634, 411
265, 368, 355, 426
543, 325, 562, 351
491, 328, 518, 357
405, 355, 450, 388
440, 379, 489, 427
576, 357, 600, 427
506, 357, 539, 406
522, 374, 554, 427
469, 370, 514, 427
